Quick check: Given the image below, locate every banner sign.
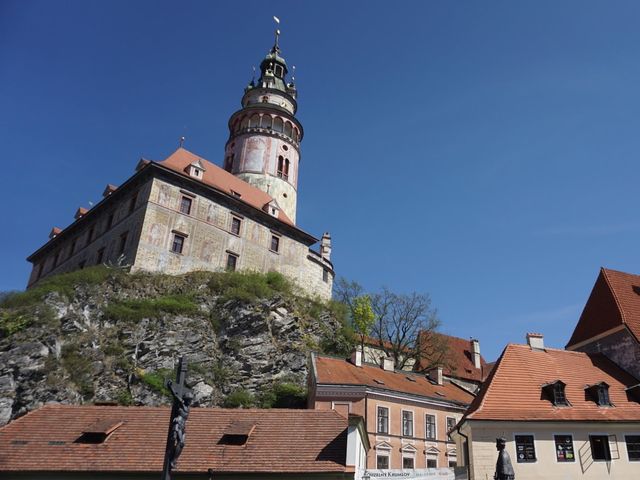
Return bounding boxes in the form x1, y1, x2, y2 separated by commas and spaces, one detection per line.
362, 469, 455, 480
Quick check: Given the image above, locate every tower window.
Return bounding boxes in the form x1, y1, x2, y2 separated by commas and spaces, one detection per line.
261, 115, 272, 129
273, 117, 283, 133
284, 121, 292, 137
180, 196, 192, 215
262, 96, 269, 103
249, 114, 260, 128
274, 65, 283, 77
224, 154, 234, 172
171, 234, 185, 254
284, 158, 290, 178
323, 269, 329, 283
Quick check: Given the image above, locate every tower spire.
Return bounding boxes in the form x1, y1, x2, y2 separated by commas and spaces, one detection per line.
273, 16, 281, 52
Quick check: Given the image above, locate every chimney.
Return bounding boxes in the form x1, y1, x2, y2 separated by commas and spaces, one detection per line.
350, 349, 363, 367
74, 207, 88, 220
470, 338, 481, 369
380, 356, 394, 372
526, 333, 545, 351
49, 227, 62, 239
427, 366, 444, 386
320, 232, 332, 261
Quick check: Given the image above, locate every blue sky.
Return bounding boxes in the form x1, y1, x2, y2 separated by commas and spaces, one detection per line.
3, 1, 640, 361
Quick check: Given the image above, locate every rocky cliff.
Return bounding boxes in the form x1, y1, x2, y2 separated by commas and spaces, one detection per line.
0, 267, 353, 425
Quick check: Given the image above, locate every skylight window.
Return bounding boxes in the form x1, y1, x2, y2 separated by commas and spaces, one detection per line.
373, 379, 385, 385
75, 419, 123, 444
219, 421, 256, 445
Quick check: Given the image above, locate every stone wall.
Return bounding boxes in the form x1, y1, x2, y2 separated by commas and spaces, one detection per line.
133, 178, 333, 299
576, 329, 640, 379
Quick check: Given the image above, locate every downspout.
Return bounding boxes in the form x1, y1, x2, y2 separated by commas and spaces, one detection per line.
456, 425, 470, 480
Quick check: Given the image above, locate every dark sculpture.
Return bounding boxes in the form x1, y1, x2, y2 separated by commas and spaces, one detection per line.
161, 357, 193, 480
494, 437, 515, 480
167, 383, 193, 468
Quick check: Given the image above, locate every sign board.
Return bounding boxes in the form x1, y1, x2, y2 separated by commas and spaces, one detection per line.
362, 469, 455, 480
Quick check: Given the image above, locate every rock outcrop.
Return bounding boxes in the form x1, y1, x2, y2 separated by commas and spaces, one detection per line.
0, 268, 351, 425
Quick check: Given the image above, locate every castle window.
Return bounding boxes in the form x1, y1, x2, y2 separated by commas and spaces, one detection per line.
180, 196, 192, 215
323, 269, 329, 283
129, 194, 137, 214
118, 231, 128, 255
96, 247, 105, 265
284, 121, 292, 137
230, 216, 242, 236
292, 128, 299, 141
270, 235, 280, 253
284, 158, 290, 178
171, 234, 185, 254
87, 226, 95, 245
273, 117, 283, 133
262, 95, 269, 103
226, 253, 238, 271
261, 115, 272, 129
274, 65, 283, 77
249, 114, 260, 128
277, 156, 285, 179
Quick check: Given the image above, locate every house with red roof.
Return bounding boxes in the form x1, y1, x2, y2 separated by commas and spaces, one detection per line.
566, 267, 640, 379
452, 333, 640, 480
25, 32, 334, 299
308, 351, 475, 472
0, 405, 369, 480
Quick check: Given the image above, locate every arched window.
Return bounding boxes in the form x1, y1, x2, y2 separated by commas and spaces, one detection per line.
261, 115, 272, 129
249, 114, 260, 128
277, 156, 284, 178
284, 158, 290, 178
292, 128, 299, 141
240, 116, 249, 130
273, 117, 283, 133
262, 95, 269, 103
284, 121, 292, 137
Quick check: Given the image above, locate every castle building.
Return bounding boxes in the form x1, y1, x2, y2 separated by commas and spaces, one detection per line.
25, 31, 335, 299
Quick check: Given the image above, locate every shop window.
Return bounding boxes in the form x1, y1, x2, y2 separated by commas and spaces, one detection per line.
590, 435, 611, 461
554, 435, 575, 462
626, 435, 640, 461
376, 455, 389, 470
180, 196, 192, 215
377, 406, 389, 434
171, 234, 185, 254
515, 435, 536, 463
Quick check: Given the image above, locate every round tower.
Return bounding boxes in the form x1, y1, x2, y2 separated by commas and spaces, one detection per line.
224, 28, 303, 223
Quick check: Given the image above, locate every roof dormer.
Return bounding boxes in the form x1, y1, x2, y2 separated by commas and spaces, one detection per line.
585, 382, 612, 407
542, 380, 569, 407
186, 159, 205, 180
263, 199, 281, 218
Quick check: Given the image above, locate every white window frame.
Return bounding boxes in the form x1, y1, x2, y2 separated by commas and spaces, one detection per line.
425, 412, 437, 441
401, 409, 414, 438
402, 455, 415, 470
425, 448, 439, 469
624, 432, 640, 462
445, 416, 457, 441
377, 405, 390, 434
376, 453, 390, 470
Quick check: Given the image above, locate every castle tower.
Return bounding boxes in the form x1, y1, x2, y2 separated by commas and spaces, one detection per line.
224, 26, 303, 223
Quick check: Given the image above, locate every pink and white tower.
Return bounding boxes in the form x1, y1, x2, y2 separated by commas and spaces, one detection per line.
224, 25, 303, 223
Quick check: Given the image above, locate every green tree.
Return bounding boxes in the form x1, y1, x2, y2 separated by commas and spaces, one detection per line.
352, 295, 375, 353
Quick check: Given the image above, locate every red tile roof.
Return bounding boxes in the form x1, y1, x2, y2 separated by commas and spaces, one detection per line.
464, 344, 640, 422
567, 267, 640, 348
0, 405, 350, 474
159, 148, 295, 226
417, 332, 490, 383
313, 354, 474, 406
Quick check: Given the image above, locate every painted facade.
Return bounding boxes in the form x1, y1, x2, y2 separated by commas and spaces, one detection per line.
26, 31, 334, 299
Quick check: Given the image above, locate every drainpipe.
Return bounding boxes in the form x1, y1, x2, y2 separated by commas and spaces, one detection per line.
455, 425, 471, 480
